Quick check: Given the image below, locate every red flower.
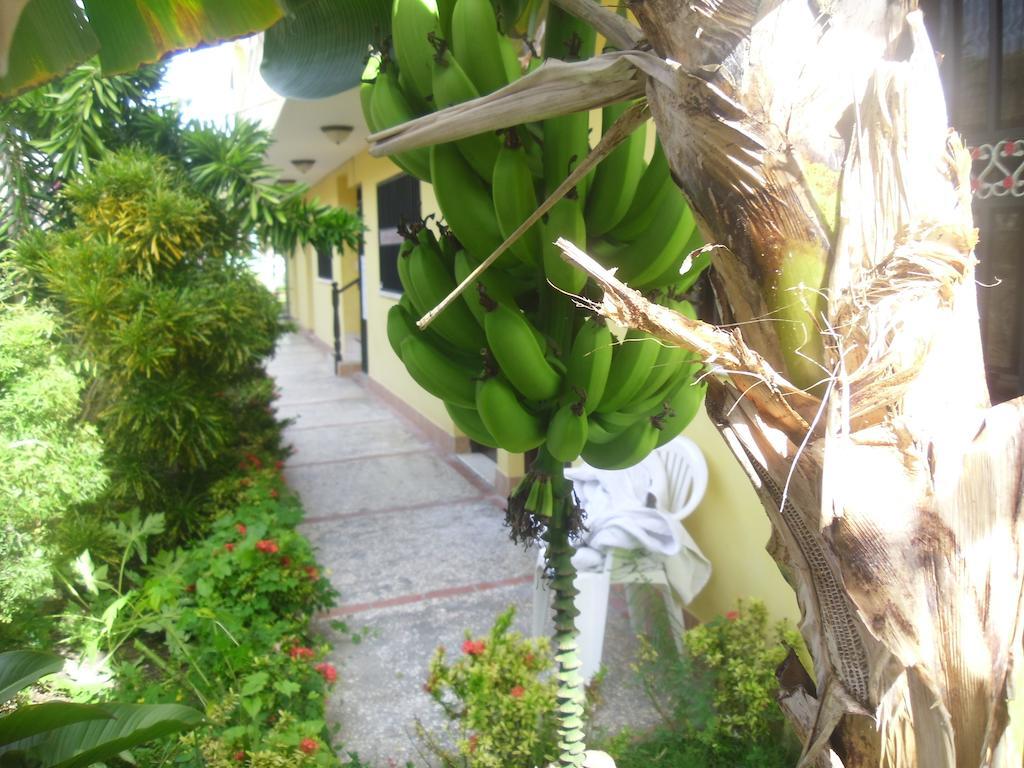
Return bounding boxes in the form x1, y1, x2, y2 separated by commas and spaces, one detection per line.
224, 542, 235, 553
275, 460, 285, 471
299, 738, 318, 755
281, 556, 292, 567
269, 488, 279, 499
305, 566, 319, 581
256, 539, 279, 554
233, 750, 246, 762
185, 583, 196, 593
315, 662, 338, 683
523, 652, 536, 667
236, 523, 247, 536
245, 453, 262, 469
290, 646, 315, 660
461, 640, 486, 656
1004, 176, 1015, 190
725, 610, 739, 620
510, 685, 525, 698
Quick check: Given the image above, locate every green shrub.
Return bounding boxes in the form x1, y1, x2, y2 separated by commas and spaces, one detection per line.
0, 291, 106, 635
56, 466, 342, 765
11, 148, 286, 541
605, 599, 803, 768
418, 606, 559, 768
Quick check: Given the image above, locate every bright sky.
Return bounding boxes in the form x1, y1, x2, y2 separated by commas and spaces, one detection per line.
156, 42, 238, 127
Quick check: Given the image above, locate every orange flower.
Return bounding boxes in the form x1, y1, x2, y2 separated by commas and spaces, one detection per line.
510, 685, 525, 698
461, 640, 486, 656
314, 662, 338, 683
299, 738, 318, 754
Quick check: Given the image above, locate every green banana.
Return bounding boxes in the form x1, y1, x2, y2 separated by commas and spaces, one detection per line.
359, 52, 383, 132
492, 129, 542, 267
475, 375, 546, 453
611, 195, 696, 287
630, 206, 699, 288
369, 65, 432, 181
606, 139, 672, 242
429, 142, 504, 262
541, 6, 595, 200
483, 301, 561, 402
538, 476, 554, 518
399, 333, 478, 408
405, 237, 486, 352
592, 408, 644, 432
396, 234, 425, 308
430, 40, 500, 181
541, 194, 587, 294
450, 0, 508, 96
597, 329, 661, 413
436, 0, 455, 39
563, 317, 613, 413
619, 300, 696, 413
585, 102, 647, 237
547, 400, 589, 463
499, 34, 522, 83
391, 0, 440, 104
655, 379, 707, 448
644, 226, 708, 289
445, 401, 499, 448
585, 415, 625, 445
452, 248, 524, 326
386, 296, 419, 358
581, 416, 660, 470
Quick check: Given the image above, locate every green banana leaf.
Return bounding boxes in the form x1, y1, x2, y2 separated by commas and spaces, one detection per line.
0, 651, 63, 705
260, 0, 391, 99
0, 703, 112, 747
0, 0, 291, 99
5, 703, 203, 768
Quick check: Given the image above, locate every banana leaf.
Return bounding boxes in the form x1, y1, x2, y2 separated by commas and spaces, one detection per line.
260, 0, 391, 99
0, 703, 203, 768
0, 651, 63, 705
0, 0, 291, 99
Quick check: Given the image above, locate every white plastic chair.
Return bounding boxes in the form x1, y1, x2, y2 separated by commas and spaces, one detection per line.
531, 436, 711, 682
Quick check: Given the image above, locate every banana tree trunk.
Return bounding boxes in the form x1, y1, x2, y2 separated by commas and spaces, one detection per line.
618, 1, 1024, 765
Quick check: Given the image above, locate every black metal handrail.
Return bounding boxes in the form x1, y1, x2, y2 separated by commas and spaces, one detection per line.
331, 277, 361, 370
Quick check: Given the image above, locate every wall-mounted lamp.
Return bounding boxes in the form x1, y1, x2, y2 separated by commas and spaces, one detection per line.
291, 158, 315, 174
320, 124, 354, 145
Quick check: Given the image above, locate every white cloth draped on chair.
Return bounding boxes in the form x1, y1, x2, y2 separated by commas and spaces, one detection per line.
532, 436, 712, 681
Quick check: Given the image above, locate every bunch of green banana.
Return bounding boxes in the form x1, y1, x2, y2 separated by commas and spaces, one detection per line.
371, 1, 712, 474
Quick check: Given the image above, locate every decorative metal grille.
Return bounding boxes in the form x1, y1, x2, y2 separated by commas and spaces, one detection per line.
969, 139, 1024, 199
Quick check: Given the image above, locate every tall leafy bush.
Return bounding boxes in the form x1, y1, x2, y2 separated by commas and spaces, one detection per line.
12, 148, 284, 541
0, 286, 106, 633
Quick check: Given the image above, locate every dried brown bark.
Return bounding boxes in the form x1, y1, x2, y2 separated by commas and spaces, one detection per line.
571, 1, 1023, 765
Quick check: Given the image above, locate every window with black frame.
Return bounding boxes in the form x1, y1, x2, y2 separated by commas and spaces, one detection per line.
316, 242, 332, 281
376, 174, 420, 293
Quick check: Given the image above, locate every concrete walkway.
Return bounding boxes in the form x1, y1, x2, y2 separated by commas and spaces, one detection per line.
267, 332, 658, 766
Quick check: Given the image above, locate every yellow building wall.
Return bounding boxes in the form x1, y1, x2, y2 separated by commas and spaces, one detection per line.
343, 151, 455, 434
681, 410, 801, 624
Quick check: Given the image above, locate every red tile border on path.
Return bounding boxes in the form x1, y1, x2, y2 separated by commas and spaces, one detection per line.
322, 573, 535, 617
285, 446, 429, 470
299, 493, 493, 525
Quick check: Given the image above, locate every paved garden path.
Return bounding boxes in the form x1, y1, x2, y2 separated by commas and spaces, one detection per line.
267, 332, 657, 766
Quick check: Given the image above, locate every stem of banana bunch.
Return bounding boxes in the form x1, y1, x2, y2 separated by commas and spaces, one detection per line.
535, 447, 588, 766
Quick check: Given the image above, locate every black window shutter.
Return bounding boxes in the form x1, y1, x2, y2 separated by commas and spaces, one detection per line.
376, 174, 420, 293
